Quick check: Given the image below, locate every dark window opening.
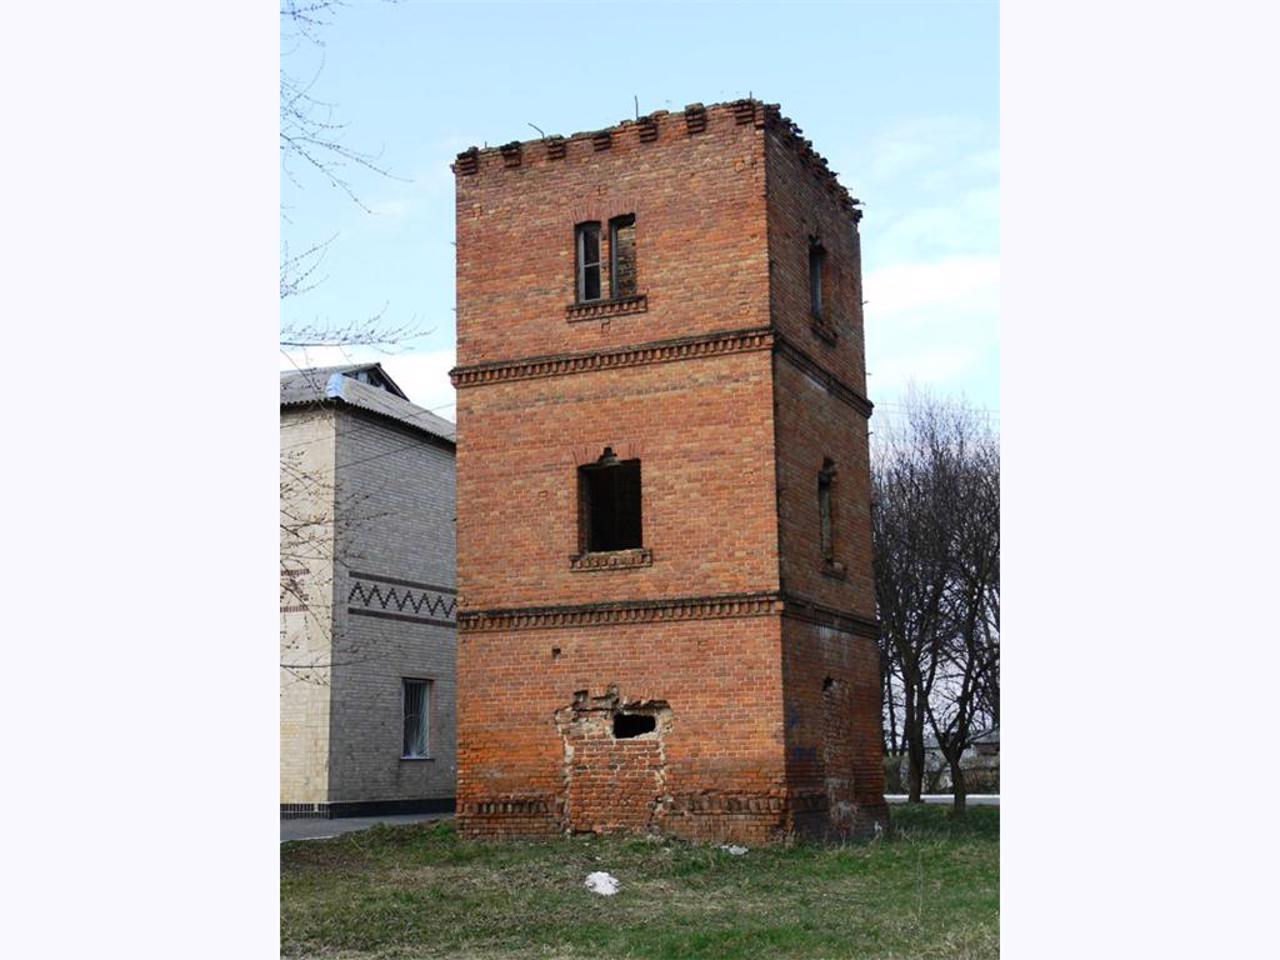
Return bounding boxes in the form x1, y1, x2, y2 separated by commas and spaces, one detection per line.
579, 448, 642, 552
576, 222, 602, 302
809, 239, 826, 320
402, 679, 430, 758
613, 713, 656, 739
610, 214, 637, 299
818, 458, 836, 562
822, 676, 834, 692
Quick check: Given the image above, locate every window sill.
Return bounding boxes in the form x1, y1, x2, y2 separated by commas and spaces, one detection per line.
810, 316, 839, 345
400, 755, 435, 762
566, 293, 648, 323
570, 547, 654, 572
820, 559, 847, 581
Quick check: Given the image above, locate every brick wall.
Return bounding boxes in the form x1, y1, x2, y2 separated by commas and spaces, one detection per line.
329, 407, 457, 804
280, 407, 336, 803
453, 100, 886, 842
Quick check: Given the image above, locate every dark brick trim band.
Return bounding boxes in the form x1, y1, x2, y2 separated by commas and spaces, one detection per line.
773, 334, 874, 418
778, 593, 880, 639
459, 590, 783, 633
281, 797, 455, 821
450, 326, 774, 388
348, 607, 457, 629
348, 576, 458, 624
348, 571, 457, 595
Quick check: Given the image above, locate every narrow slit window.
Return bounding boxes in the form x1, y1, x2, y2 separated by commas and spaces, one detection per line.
579, 447, 642, 552
809, 239, 826, 320
576, 222, 602, 302
609, 214, 637, 299
402, 679, 430, 758
818, 459, 836, 562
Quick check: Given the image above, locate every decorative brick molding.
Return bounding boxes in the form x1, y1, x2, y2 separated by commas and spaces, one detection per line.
454, 146, 479, 175
347, 571, 458, 627
450, 100, 861, 222
499, 141, 522, 168
459, 590, 783, 633
669, 792, 788, 814
564, 293, 648, 323
810, 317, 839, 346
450, 326, 774, 388
684, 102, 708, 134
463, 796, 557, 817
778, 593, 880, 639
820, 559, 848, 581
569, 548, 653, 572
773, 334, 874, 418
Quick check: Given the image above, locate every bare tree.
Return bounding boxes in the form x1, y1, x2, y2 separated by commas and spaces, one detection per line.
873, 392, 1000, 812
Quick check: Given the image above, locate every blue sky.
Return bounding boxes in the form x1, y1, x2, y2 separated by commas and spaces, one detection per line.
281, 1, 999, 425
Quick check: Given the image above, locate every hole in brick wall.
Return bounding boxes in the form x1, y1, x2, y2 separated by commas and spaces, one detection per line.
822, 676, 834, 691
613, 713, 656, 739
551, 647, 561, 660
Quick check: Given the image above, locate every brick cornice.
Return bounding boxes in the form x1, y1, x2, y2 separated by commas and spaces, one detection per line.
777, 593, 880, 639
772, 333, 874, 418
458, 591, 783, 633
450, 326, 775, 388
457, 589, 879, 636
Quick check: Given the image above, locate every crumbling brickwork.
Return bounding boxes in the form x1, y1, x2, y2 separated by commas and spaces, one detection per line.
452, 100, 888, 843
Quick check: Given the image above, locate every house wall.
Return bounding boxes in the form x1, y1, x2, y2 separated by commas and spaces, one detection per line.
329, 407, 457, 805
280, 406, 337, 804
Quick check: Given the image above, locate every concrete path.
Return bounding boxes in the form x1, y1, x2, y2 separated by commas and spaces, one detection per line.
885, 794, 999, 806
281, 812, 453, 843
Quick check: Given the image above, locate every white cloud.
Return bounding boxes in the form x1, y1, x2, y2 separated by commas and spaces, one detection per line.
864, 255, 1000, 319
863, 255, 1000, 407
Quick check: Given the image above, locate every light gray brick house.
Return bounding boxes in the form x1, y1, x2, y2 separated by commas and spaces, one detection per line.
280, 363, 456, 817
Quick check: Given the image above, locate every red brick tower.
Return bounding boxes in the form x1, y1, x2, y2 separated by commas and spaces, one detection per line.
451, 100, 888, 843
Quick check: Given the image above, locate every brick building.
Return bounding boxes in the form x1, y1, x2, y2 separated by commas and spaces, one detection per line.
450, 100, 888, 842
280, 363, 457, 817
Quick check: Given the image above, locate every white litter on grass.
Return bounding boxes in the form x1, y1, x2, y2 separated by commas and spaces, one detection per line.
720, 845, 749, 856
584, 871, 620, 896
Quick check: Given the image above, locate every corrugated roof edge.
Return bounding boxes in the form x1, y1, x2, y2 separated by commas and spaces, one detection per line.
281, 368, 455, 447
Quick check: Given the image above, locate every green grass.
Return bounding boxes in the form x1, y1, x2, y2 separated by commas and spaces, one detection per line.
281, 805, 998, 959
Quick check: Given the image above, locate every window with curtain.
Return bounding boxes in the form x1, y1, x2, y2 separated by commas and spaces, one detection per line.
402, 679, 431, 758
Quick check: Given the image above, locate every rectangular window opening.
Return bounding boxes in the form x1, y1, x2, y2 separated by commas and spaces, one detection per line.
402, 679, 431, 758
613, 713, 656, 739
609, 214, 637, 299
576, 222, 602, 302
579, 452, 642, 552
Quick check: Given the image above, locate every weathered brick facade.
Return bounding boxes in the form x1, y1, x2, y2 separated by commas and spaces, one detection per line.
451, 100, 888, 842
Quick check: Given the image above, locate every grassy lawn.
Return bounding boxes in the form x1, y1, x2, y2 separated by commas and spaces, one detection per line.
281, 805, 998, 960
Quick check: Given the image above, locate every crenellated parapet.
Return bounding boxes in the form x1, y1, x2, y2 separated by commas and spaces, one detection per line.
451, 98, 861, 220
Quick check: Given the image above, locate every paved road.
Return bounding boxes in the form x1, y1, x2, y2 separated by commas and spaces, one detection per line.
885, 794, 999, 806
281, 812, 453, 843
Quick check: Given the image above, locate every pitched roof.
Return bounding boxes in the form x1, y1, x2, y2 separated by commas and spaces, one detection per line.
280, 363, 455, 445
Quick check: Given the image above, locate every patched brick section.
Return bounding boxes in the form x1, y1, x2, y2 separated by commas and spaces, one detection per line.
454, 100, 885, 843
556, 687, 672, 835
